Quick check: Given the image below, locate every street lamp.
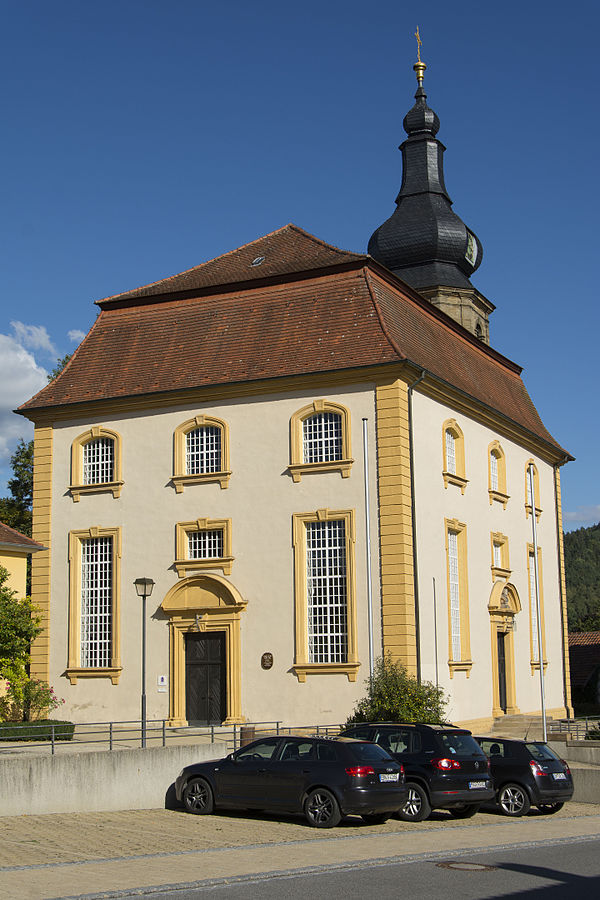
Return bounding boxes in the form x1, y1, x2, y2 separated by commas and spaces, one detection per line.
134, 577, 155, 748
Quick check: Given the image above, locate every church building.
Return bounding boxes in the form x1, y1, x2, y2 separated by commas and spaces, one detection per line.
19, 56, 573, 730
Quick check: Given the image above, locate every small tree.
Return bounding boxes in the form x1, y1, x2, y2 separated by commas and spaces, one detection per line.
0, 567, 42, 664
0, 439, 34, 536
346, 655, 448, 725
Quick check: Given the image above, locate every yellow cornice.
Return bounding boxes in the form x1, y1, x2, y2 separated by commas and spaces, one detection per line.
20, 360, 569, 464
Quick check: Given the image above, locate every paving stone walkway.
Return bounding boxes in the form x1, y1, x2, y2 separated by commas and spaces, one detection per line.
1, 803, 600, 899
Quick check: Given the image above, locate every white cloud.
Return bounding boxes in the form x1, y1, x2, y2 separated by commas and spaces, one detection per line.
68, 329, 86, 343
10, 321, 57, 357
0, 332, 48, 491
563, 505, 600, 528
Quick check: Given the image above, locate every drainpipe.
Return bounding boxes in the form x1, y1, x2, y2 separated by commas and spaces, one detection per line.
408, 369, 426, 682
554, 457, 572, 719
529, 463, 547, 743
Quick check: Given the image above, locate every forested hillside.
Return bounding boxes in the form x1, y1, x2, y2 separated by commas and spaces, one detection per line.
565, 522, 600, 632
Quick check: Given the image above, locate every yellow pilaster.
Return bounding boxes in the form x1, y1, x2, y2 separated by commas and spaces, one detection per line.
554, 467, 574, 716
375, 379, 417, 673
29, 425, 52, 683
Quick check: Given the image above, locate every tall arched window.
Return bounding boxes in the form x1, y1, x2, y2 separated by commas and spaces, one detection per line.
289, 400, 352, 483
488, 440, 508, 507
70, 427, 123, 501
525, 460, 542, 520
172, 415, 231, 492
442, 419, 467, 493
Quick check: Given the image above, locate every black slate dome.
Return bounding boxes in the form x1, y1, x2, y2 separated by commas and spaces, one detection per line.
368, 70, 483, 291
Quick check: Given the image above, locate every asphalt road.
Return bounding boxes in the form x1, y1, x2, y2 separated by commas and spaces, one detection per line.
121, 836, 600, 899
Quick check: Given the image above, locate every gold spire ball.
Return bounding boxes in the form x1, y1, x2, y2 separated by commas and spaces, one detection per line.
413, 26, 426, 86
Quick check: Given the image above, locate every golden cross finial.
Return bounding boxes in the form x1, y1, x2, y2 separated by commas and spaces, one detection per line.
415, 26, 422, 63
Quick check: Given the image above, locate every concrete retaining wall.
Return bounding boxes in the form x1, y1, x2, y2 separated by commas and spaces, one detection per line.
554, 741, 600, 766
0, 744, 219, 817
570, 766, 600, 805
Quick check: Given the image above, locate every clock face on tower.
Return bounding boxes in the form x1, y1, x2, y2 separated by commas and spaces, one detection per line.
465, 231, 478, 267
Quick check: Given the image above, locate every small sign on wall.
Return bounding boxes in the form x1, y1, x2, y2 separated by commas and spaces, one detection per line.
157, 674, 168, 693
261, 652, 273, 670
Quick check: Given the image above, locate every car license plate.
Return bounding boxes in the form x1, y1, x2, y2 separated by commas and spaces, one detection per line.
379, 773, 399, 782
553, 772, 567, 781
469, 780, 487, 789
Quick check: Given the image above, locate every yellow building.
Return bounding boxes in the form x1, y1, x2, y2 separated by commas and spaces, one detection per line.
0, 521, 43, 599
17, 62, 573, 730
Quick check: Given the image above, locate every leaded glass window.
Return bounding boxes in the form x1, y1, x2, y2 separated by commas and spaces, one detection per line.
188, 529, 224, 560
445, 430, 456, 475
529, 551, 540, 663
186, 426, 221, 474
83, 438, 114, 485
303, 413, 343, 464
490, 452, 499, 492
306, 519, 348, 663
80, 536, 112, 668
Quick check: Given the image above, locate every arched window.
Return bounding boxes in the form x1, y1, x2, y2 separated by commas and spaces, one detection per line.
70, 427, 123, 501
172, 415, 231, 492
525, 460, 542, 520
442, 419, 467, 493
488, 441, 508, 508
289, 400, 352, 483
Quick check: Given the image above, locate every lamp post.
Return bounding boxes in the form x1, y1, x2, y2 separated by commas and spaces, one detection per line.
134, 577, 155, 748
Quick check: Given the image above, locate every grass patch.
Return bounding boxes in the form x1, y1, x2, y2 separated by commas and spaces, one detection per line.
0, 720, 74, 742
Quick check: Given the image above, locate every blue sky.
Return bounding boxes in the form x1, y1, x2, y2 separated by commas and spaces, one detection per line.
1, 1, 598, 530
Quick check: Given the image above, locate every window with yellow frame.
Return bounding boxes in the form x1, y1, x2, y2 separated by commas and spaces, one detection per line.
66, 526, 122, 684
488, 440, 509, 508
490, 531, 511, 580
288, 400, 353, 483
69, 427, 123, 501
525, 460, 542, 520
172, 415, 231, 492
442, 419, 468, 493
445, 518, 472, 676
175, 518, 233, 576
291, 508, 359, 682
527, 543, 547, 671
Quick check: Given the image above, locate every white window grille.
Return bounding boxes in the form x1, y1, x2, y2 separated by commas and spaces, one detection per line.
303, 413, 343, 464
448, 530, 461, 660
186, 426, 221, 474
188, 529, 224, 560
529, 552, 540, 662
445, 430, 456, 475
80, 536, 112, 668
306, 520, 348, 663
490, 452, 499, 491
493, 541, 502, 569
83, 438, 114, 485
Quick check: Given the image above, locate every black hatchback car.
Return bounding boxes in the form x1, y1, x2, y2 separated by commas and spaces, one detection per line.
475, 737, 574, 816
175, 735, 407, 828
340, 723, 494, 821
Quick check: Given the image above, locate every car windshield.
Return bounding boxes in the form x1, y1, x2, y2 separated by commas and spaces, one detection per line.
349, 742, 393, 762
439, 732, 485, 757
526, 743, 560, 762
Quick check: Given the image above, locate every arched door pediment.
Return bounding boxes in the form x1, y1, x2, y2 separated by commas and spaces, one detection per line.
161, 573, 247, 615
488, 581, 522, 616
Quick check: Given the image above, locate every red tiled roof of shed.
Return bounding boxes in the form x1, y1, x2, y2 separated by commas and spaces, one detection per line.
0, 521, 44, 551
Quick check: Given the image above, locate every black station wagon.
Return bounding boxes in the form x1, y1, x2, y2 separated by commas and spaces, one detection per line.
340, 722, 494, 821
175, 735, 407, 828
475, 737, 574, 816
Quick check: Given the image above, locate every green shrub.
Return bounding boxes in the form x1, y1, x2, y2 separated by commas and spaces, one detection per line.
585, 728, 600, 741
0, 676, 65, 722
0, 719, 74, 741
346, 654, 448, 725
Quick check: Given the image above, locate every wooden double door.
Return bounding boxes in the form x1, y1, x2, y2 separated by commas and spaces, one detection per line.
184, 632, 226, 725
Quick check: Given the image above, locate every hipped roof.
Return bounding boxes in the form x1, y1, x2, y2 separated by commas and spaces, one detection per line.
18, 225, 568, 459
0, 521, 44, 553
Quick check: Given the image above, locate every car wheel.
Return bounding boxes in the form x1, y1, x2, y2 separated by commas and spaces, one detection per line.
449, 803, 480, 819
361, 813, 390, 825
497, 783, 530, 817
183, 777, 214, 815
304, 788, 342, 828
537, 802, 564, 814
397, 782, 431, 822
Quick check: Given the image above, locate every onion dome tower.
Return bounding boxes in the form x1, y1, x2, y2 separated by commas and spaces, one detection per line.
368, 43, 494, 342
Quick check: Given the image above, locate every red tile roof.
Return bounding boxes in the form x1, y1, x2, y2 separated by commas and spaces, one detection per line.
0, 521, 44, 551
98, 224, 365, 305
18, 225, 568, 458
569, 632, 600, 647
568, 633, 600, 688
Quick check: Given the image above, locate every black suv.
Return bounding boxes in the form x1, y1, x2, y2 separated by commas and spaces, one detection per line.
175, 735, 407, 828
340, 723, 494, 821
474, 737, 574, 816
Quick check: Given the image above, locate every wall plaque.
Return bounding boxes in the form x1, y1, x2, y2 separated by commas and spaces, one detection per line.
261, 652, 273, 670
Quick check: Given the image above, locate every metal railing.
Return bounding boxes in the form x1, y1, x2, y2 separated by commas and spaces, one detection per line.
548, 718, 600, 741
0, 719, 343, 756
